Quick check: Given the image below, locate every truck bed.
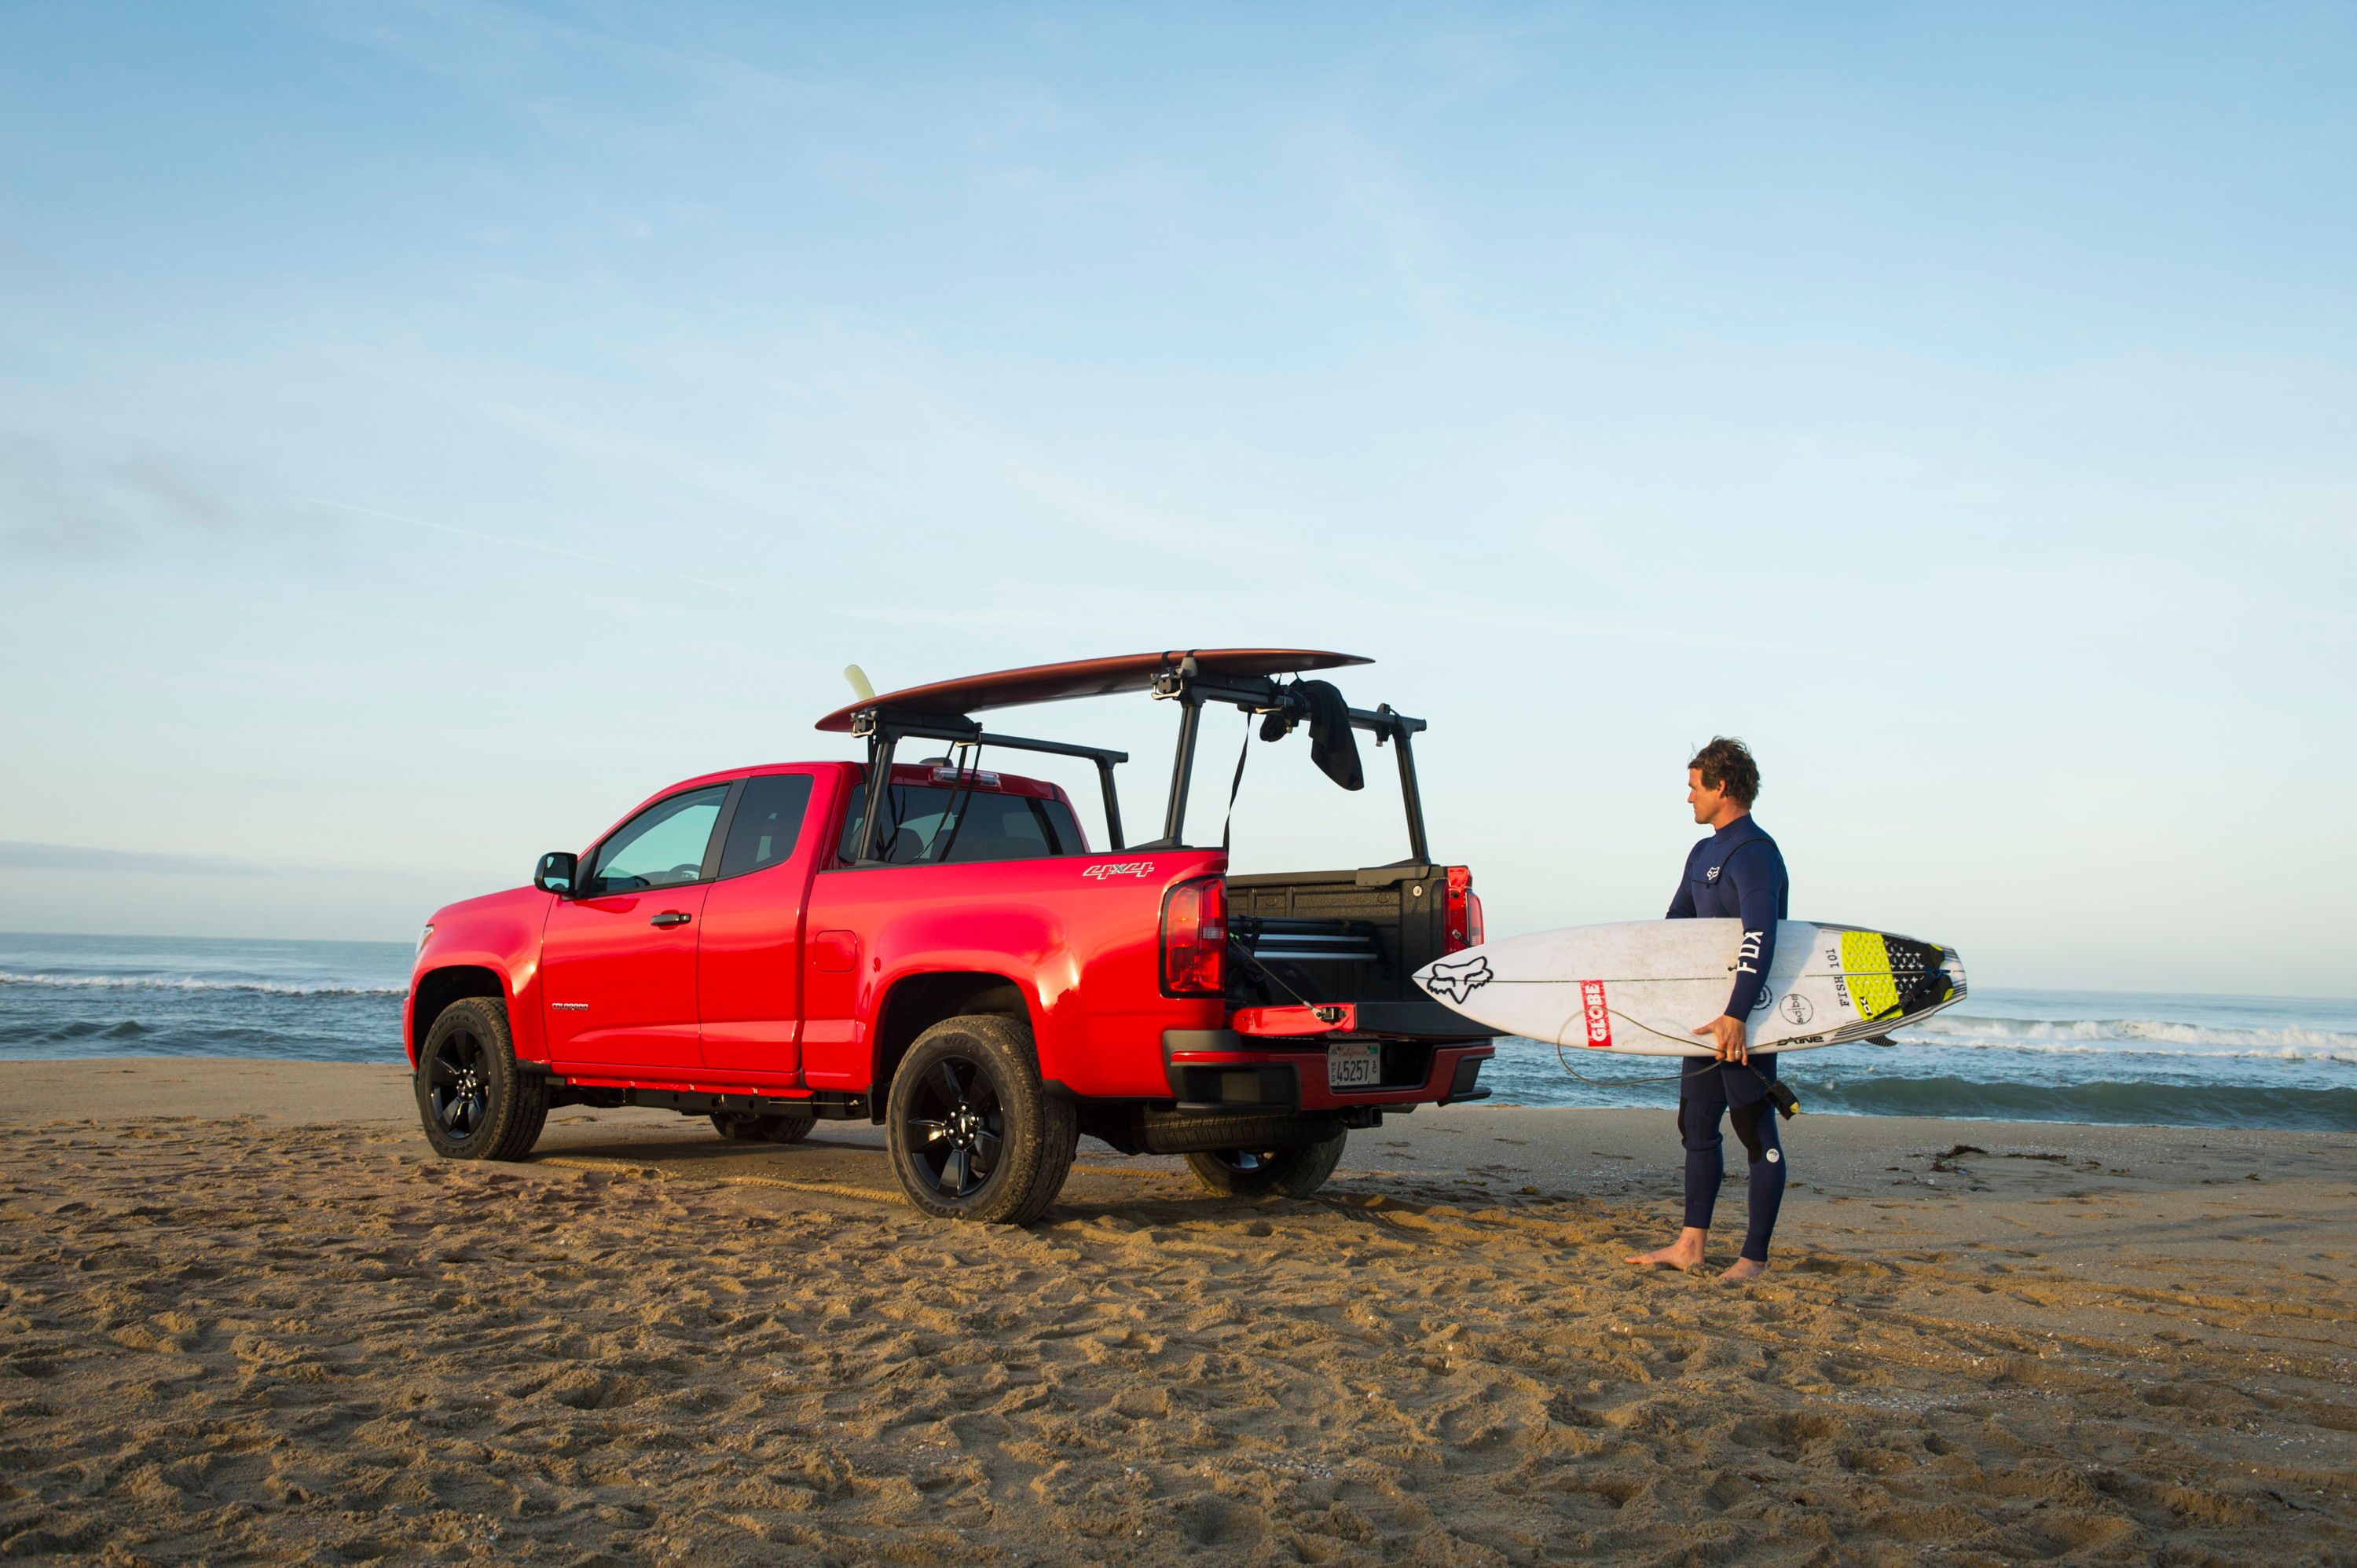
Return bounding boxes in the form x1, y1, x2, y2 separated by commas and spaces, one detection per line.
1225, 866, 1495, 1041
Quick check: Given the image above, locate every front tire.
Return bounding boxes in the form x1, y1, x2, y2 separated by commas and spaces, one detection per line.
1185, 1129, 1347, 1199
415, 997, 548, 1161
885, 1014, 1076, 1224
710, 1110, 816, 1144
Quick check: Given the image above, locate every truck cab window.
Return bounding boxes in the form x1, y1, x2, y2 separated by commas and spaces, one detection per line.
718, 773, 815, 878
839, 783, 1083, 866
587, 786, 728, 894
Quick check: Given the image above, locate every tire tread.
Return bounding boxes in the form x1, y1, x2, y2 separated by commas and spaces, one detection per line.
886, 1013, 1076, 1225
416, 996, 547, 1163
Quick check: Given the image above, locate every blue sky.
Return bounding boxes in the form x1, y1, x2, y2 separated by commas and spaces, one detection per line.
2, 2, 2351, 995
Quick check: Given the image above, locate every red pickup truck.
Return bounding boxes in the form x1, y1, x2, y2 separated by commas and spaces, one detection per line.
405, 648, 1496, 1222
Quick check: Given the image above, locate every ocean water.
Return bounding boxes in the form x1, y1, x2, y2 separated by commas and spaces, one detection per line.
3, 932, 2353, 1130
0, 932, 409, 1064
1479, 987, 2357, 1130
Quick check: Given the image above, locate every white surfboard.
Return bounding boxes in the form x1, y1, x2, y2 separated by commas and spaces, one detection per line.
1412, 921, 1967, 1057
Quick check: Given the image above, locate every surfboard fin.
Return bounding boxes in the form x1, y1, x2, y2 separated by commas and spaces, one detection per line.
1861, 1034, 1898, 1048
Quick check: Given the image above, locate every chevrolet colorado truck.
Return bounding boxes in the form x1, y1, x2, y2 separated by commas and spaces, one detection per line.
406, 648, 1496, 1223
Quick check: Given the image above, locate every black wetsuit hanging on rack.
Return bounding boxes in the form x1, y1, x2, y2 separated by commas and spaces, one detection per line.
1667, 817, 1791, 1265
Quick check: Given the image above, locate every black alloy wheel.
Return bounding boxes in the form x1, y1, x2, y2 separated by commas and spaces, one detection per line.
1182, 1127, 1348, 1199
885, 1013, 1077, 1225
425, 1025, 493, 1141
905, 1054, 1006, 1200
412, 995, 548, 1161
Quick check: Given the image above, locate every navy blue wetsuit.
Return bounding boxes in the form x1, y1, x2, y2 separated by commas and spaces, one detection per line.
1667, 816, 1791, 1262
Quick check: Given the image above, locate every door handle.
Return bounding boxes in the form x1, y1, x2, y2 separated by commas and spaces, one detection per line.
650, 911, 692, 928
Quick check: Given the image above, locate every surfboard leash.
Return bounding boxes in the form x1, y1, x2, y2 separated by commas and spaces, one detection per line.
1552, 1024, 1800, 1118
1550, 1037, 1732, 1089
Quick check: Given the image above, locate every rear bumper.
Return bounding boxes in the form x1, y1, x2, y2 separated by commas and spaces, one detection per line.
1162, 1028, 1494, 1113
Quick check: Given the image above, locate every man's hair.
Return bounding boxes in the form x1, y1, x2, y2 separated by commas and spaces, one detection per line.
1688, 737, 1760, 807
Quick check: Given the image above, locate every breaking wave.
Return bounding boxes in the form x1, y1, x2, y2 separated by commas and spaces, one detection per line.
1895, 1013, 2357, 1063
0, 936, 412, 1064
1480, 984, 2357, 1130
0, 972, 404, 998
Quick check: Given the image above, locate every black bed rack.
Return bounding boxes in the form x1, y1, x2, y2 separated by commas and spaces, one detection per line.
844, 654, 1432, 866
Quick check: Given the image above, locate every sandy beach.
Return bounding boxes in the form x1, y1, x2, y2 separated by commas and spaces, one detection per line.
2, 1060, 2352, 1564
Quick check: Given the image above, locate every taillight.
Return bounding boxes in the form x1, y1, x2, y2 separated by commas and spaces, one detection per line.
1160, 876, 1227, 997
1443, 866, 1483, 953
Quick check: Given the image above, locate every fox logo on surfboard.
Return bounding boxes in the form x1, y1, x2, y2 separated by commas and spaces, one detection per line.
1421, 954, 1494, 1004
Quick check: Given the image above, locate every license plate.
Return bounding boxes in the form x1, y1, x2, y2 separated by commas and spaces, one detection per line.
1327, 1042, 1382, 1090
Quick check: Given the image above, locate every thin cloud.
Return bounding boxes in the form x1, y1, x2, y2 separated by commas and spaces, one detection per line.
0, 430, 281, 557
0, 841, 469, 885
0, 841, 274, 877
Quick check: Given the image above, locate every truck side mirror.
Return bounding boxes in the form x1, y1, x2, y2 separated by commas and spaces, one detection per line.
534, 852, 578, 896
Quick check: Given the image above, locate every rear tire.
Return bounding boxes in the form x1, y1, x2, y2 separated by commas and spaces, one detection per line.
415, 997, 548, 1161
1185, 1128, 1347, 1199
886, 1013, 1076, 1225
710, 1111, 817, 1145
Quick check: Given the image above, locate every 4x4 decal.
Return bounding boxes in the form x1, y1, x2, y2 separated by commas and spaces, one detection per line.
1082, 861, 1157, 880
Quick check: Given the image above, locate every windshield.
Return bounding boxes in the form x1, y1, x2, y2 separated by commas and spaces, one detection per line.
839, 782, 1085, 866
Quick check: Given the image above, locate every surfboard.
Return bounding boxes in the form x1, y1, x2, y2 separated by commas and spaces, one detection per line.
1410, 921, 1967, 1057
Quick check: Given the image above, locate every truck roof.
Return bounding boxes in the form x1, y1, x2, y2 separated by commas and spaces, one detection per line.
813, 647, 1369, 734
645, 759, 1069, 801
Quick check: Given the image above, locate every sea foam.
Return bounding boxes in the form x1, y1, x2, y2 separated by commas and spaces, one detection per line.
0, 972, 405, 998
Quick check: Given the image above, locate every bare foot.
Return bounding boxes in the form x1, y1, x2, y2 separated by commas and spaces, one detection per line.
1720, 1256, 1768, 1282
1625, 1228, 1708, 1270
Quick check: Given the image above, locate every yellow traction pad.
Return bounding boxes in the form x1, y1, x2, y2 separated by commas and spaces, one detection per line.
1838, 929, 1900, 1020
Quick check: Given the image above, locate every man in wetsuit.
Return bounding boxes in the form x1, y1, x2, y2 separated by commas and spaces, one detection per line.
1626, 737, 1790, 1281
